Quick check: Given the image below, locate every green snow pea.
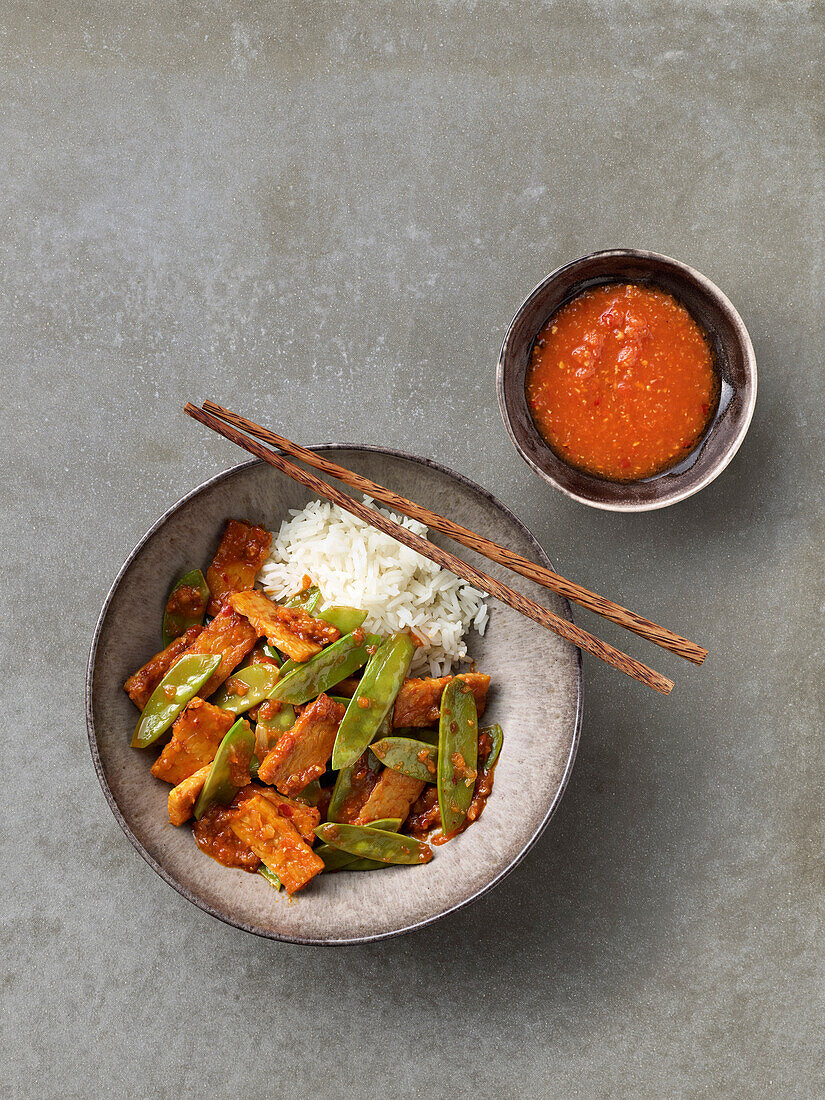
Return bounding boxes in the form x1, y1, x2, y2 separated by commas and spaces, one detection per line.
131, 653, 220, 749
394, 726, 439, 745
269, 631, 382, 706
293, 779, 323, 806
326, 747, 381, 824
314, 822, 432, 865
258, 866, 282, 891
481, 724, 504, 770
317, 605, 368, 634
283, 585, 321, 612
254, 699, 297, 755
344, 817, 403, 871
366, 817, 402, 832
316, 816, 402, 871
194, 718, 256, 819
326, 712, 391, 823
331, 633, 415, 771
161, 569, 209, 648
317, 845, 361, 871
437, 678, 479, 836
261, 644, 282, 665
370, 736, 438, 784
210, 664, 281, 715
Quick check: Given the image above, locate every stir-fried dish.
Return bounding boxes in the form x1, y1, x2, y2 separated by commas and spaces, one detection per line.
124, 519, 503, 895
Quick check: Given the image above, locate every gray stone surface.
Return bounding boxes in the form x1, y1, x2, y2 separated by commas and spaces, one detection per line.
2, 2, 822, 1097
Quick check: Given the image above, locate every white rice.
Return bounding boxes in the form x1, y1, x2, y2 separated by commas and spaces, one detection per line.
258, 496, 489, 676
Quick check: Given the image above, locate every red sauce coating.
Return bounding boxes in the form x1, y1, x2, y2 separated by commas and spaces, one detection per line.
192, 805, 260, 872
525, 283, 719, 481
407, 729, 499, 843
336, 752, 381, 823
166, 584, 207, 622
406, 786, 440, 839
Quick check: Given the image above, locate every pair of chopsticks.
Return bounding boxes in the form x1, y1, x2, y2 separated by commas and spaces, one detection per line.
185, 401, 708, 695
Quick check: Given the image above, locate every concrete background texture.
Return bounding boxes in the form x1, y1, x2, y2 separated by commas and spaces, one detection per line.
1, 3, 823, 1097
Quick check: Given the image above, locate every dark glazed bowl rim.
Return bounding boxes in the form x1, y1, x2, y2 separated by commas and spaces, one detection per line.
496, 248, 758, 512
86, 449, 583, 946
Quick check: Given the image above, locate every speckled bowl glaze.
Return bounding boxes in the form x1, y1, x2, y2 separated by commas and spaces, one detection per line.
87, 450, 582, 944
497, 249, 757, 511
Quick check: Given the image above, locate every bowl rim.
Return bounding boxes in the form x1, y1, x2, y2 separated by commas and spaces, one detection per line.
86, 447, 583, 945
496, 247, 758, 512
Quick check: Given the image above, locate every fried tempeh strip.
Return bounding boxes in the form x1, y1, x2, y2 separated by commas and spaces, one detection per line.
229, 590, 340, 663
123, 625, 204, 710
206, 519, 272, 616
151, 697, 235, 785
247, 785, 321, 843
229, 790, 324, 894
392, 673, 490, 728
167, 764, 211, 826
257, 693, 345, 796
180, 605, 260, 697
354, 768, 425, 826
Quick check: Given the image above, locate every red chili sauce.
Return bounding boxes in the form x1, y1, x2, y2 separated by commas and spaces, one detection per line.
525, 283, 719, 481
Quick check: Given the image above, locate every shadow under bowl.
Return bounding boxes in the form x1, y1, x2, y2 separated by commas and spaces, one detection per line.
497, 248, 757, 511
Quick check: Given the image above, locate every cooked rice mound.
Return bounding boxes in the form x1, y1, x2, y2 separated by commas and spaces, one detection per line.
258, 496, 488, 676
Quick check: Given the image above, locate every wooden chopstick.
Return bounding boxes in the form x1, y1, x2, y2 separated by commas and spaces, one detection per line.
202, 399, 707, 667
185, 402, 675, 695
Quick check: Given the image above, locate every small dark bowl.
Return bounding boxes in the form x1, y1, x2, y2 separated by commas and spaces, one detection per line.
497, 249, 757, 511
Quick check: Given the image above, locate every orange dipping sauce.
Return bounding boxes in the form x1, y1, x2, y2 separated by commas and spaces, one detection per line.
525, 283, 719, 481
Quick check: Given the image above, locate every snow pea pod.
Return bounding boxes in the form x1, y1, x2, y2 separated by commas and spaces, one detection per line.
326, 740, 383, 824
437, 678, 479, 836
254, 699, 297, 759
294, 779, 323, 806
317, 816, 402, 871
481, 724, 503, 770
314, 822, 432, 865
194, 717, 255, 819
210, 664, 281, 715
394, 726, 439, 746
346, 859, 394, 871
367, 817, 402, 831
269, 631, 382, 706
161, 569, 209, 648
131, 653, 221, 749
370, 737, 438, 784
318, 845, 360, 871
331, 633, 415, 770
283, 585, 321, 612
317, 605, 368, 634
344, 817, 403, 871
261, 644, 282, 665
258, 866, 282, 891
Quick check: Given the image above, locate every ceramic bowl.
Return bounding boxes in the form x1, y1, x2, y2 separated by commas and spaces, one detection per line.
86, 450, 582, 944
497, 249, 757, 511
